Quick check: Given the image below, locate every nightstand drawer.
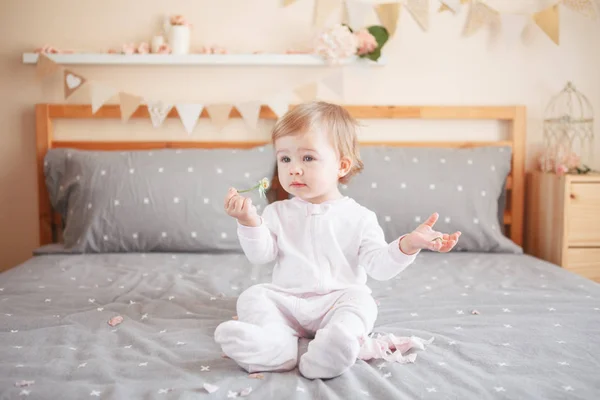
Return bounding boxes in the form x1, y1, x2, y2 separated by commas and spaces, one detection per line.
567, 183, 600, 246
566, 248, 600, 282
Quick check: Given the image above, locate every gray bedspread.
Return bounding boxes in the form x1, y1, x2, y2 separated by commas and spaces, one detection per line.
1, 250, 599, 399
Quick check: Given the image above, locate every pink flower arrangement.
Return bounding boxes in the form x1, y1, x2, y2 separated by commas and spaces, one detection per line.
538, 147, 587, 175
355, 29, 378, 55
197, 45, 228, 54
34, 45, 74, 54
314, 24, 358, 64
170, 14, 191, 27
137, 42, 150, 54
313, 24, 389, 62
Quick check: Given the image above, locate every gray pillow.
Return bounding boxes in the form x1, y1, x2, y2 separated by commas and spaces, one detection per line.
341, 145, 522, 253
44, 145, 275, 253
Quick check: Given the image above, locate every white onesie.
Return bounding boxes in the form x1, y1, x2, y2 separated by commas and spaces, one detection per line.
214, 196, 425, 379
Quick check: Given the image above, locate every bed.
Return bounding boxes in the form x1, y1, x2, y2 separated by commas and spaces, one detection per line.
1, 104, 599, 399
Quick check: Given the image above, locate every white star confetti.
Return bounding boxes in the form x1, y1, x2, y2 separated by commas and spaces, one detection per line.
141, 313, 148, 320
176, 341, 185, 346
371, 182, 378, 189
78, 363, 87, 368
563, 386, 574, 391
456, 310, 464, 314
503, 308, 511, 313
227, 391, 238, 398
138, 362, 148, 367
383, 372, 391, 378
240, 387, 252, 397
90, 390, 101, 397
426, 388, 437, 393
494, 387, 505, 392
504, 324, 512, 328
201, 365, 210, 371
558, 361, 570, 366
158, 388, 171, 394
296, 386, 305, 392
19, 389, 31, 396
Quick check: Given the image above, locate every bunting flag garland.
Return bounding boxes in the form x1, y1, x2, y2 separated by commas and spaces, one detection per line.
533, 4, 560, 45
264, 96, 290, 119
438, 0, 462, 14
63, 69, 86, 99
118, 92, 143, 122
36, 53, 60, 80
406, 0, 430, 32
147, 101, 173, 128
90, 82, 117, 114
375, 3, 401, 36
175, 104, 204, 135
463, 1, 500, 37
562, 0, 596, 18
206, 104, 233, 131
235, 101, 262, 130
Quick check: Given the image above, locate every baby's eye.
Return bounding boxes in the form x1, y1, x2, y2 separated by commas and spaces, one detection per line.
303, 155, 314, 162
280, 156, 291, 163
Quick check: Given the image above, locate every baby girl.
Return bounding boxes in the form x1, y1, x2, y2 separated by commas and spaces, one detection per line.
215, 101, 460, 380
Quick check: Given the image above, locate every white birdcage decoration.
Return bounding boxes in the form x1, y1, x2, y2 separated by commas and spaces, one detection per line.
539, 82, 594, 174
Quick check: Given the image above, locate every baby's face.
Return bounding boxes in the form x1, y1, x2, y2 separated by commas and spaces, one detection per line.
275, 129, 344, 204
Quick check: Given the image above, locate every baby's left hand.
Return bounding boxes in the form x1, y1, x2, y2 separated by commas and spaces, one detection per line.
400, 213, 461, 254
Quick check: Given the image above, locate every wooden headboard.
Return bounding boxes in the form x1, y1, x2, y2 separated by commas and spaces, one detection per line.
36, 103, 526, 247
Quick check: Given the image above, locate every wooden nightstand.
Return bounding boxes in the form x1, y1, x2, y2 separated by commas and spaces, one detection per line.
525, 171, 600, 283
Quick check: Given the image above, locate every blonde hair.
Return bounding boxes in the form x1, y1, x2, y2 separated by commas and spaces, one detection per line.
271, 101, 364, 184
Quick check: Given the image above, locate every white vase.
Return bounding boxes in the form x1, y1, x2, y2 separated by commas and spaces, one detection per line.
168, 25, 190, 55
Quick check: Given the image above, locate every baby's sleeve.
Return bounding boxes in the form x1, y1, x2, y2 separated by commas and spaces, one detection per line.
236, 203, 279, 265
358, 210, 419, 281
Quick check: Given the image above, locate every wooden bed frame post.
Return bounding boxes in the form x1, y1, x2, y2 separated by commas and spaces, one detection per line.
510, 106, 526, 247
36, 104, 54, 246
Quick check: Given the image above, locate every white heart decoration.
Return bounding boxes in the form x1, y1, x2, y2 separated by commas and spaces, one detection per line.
66, 74, 82, 89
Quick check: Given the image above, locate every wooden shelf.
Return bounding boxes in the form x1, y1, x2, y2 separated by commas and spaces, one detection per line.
22, 52, 385, 67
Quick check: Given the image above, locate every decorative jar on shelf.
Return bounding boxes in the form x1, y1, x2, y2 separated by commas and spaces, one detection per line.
164, 15, 191, 55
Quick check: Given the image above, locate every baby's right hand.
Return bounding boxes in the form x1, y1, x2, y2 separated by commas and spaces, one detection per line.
224, 188, 261, 227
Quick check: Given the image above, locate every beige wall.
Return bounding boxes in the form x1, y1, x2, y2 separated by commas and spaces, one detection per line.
1, 0, 599, 271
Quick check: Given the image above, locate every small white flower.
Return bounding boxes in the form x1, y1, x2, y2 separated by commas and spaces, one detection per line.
161, 232, 167, 238
412, 157, 418, 163
216, 168, 223, 174
467, 159, 473, 165
191, 232, 197, 238
400, 183, 406, 189
188, 167, 194, 172
203, 198, 209, 204
100, 170, 106, 176
129, 168, 135, 174
221, 232, 227, 239
114, 200, 120, 206
173, 197, 180, 204
158, 167, 164, 173
384, 216, 391, 222
440, 158, 446, 163
457, 185, 463, 191
132, 233, 138, 239
429, 184, 435, 190
143, 198, 150, 204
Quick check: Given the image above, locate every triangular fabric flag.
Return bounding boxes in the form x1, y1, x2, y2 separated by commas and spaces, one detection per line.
533, 4, 560, 45
63, 69, 87, 99
206, 104, 233, 131
406, 0, 430, 31
463, 1, 500, 37
175, 104, 204, 135
562, 0, 596, 18
294, 82, 319, 102
235, 101, 262, 130
283, 0, 298, 6
375, 3, 401, 36
438, 0, 462, 13
344, 0, 374, 30
314, 0, 343, 28
264, 96, 290, 119
36, 53, 60, 80
321, 70, 345, 99
118, 92, 143, 122
147, 101, 173, 128
89, 82, 117, 114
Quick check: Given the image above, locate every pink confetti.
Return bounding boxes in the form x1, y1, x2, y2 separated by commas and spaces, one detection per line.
240, 387, 253, 396
108, 315, 124, 327
15, 380, 35, 387
248, 373, 264, 380
221, 353, 230, 359
232, 315, 238, 320
471, 310, 480, 315
203, 383, 219, 393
